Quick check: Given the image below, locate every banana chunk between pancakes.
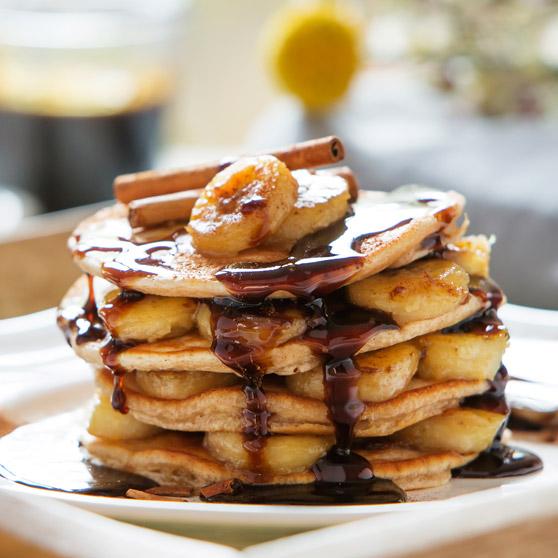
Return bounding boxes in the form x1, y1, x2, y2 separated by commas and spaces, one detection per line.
99, 291, 198, 343
195, 302, 308, 346
135, 370, 238, 400
395, 407, 506, 454
204, 432, 332, 475
443, 235, 491, 278
263, 170, 351, 250
346, 259, 470, 325
187, 155, 298, 256
88, 396, 161, 440
286, 343, 420, 402
417, 329, 508, 382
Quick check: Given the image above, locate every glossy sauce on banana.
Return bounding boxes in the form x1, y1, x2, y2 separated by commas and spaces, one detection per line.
444, 291, 543, 479
215, 192, 457, 299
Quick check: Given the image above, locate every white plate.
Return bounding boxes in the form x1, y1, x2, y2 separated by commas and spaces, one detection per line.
1, 305, 558, 529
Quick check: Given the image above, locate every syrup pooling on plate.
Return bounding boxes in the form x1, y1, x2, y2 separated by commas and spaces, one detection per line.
215, 191, 457, 299
0, 413, 156, 495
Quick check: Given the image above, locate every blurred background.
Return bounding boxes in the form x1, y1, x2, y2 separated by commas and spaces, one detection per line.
1, 0, 557, 316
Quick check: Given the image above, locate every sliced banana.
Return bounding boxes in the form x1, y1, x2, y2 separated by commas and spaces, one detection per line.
87, 396, 161, 440
99, 292, 197, 343
195, 302, 307, 346
395, 407, 505, 454
346, 259, 470, 325
195, 303, 213, 340
286, 342, 420, 402
187, 155, 298, 256
263, 170, 350, 250
417, 329, 508, 382
135, 370, 238, 400
443, 235, 491, 278
204, 432, 332, 474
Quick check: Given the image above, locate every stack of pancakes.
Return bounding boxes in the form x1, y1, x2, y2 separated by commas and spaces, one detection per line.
58, 148, 510, 499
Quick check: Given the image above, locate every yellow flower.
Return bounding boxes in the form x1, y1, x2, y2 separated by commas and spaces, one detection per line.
265, 1, 361, 110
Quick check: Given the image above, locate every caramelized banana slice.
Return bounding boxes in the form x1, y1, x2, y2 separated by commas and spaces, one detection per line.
99, 292, 197, 343
286, 343, 420, 402
195, 302, 307, 346
346, 259, 470, 325
187, 155, 298, 256
443, 235, 491, 278
135, 370, 237, 400
395, 407, 505, 454
417, 330, 508, 382
263, 170, 350, 250
87, 396, 161, 440
204, 432, 332, 474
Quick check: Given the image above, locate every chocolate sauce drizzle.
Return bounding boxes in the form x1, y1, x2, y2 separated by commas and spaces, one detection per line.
73, 231, 182, 288
56, 276, 143, 414
205, 292, 405, 502
208, 298, 274, 473
56, 274, 105, 346
215, 192, 457, 299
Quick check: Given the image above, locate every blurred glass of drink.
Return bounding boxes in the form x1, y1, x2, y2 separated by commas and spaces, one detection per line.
0, 1, 188, 212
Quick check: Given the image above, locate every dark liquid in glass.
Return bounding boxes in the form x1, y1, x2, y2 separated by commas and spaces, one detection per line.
0, 103, 164, 212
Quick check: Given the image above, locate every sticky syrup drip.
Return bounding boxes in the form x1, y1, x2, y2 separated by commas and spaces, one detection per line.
208, 299, 275, 474
303, 296, 403, 501
56, 277, 144, 414
56, 274, 105, 346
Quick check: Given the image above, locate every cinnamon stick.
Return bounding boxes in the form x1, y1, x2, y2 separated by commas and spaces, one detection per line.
128, 188, 202, 228
128, 167, 360, 229
115, 136, 345, 203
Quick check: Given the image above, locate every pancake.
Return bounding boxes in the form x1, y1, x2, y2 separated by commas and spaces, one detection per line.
69, 187, 465, 298
94, 367, 488, 436
61, 274, 486, 375
83, 430, 474, 491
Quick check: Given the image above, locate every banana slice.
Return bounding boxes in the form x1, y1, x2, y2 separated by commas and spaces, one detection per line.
346, 259, 470, 325
195, 303, 213, 340
395, 407, 505, 454
135, 370, 238, 400
204, 432, 332, 474
286, 342, 420, 402
87, 396, 161, 440
263, 170, 350, 250
417, 329, 508, 382
99, 292, 197, 343
443, 235, 491, 278
187, 155, 298, 256
195, 302, 307, 346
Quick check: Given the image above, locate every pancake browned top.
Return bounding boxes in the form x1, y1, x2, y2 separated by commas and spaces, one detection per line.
69, 186, 464, 298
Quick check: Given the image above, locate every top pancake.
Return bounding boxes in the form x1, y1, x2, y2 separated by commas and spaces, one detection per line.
69, 186, 465, 299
